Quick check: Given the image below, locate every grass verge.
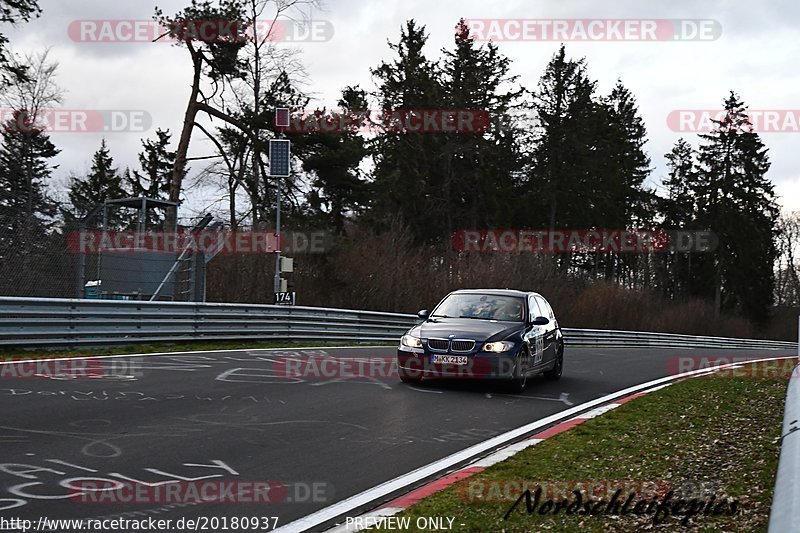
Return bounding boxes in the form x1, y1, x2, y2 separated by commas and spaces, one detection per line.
372, 362, 789, 532
0, 340, 377, 361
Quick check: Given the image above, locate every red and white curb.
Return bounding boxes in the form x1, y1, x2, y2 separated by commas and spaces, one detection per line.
274, 356, 797, 533
324, 384, 674, 533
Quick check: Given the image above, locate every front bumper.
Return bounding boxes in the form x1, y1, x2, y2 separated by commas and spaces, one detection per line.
397, 347, 516, 380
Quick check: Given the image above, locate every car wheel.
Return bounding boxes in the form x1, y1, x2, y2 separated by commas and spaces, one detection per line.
399, 365, 422, 384
508, 348, 528, 393
544, 344, 564, 380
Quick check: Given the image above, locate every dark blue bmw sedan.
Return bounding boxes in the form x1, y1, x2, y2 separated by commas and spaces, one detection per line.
396, 289, 563, 391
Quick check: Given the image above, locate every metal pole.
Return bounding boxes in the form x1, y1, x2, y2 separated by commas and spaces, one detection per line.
98, 201, 108, 282
270, 109, 290, 299
75, 234, 85, 298
150, 214, 212, 301
272, 123, 285, 297
273, 179, 282, 294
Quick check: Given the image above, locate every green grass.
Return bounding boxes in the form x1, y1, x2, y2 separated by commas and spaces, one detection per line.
372, 363, 788, 532
0, 340, 379, 361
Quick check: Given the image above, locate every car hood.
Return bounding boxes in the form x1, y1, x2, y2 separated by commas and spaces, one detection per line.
415, 318, 522, 342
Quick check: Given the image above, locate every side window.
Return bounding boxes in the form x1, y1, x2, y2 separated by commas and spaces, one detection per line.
536, 296, 554, 319
528, 296, 543, 319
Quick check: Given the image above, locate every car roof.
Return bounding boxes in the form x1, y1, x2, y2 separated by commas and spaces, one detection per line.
449, 288, 539, 298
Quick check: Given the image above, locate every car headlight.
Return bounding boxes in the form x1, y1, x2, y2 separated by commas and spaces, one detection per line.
401, 335, 423, 349
482, 341, 515, 353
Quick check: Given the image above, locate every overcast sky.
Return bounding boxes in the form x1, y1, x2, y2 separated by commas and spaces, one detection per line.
4, 0, 799, 220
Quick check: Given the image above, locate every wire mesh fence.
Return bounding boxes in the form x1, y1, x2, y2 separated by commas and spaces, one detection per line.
0, 210, 218, 301
1, 221, 798, 342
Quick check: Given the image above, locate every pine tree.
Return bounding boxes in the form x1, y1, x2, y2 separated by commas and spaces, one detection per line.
439, 19, 524, 234
694, 92, 778, 320
663, 139, 697, 227
0, 0, 41, 86
127, 129, 175, 200
0, 110, 59, 254
125, 129, 178, 228
301, 86, 370, 233
590, 81, 653, 281
659, 138, 698, 298
369, 20, 444, 241
596, 81, 652, 226
67, 139, 127, 226
528, 45, 599, 231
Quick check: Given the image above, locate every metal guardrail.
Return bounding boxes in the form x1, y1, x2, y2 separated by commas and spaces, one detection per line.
769, 318, 800, 532
0, 296, 797, 350
769, 362, 800, 532
561, 328, 797, 350
0, 297, 416, 348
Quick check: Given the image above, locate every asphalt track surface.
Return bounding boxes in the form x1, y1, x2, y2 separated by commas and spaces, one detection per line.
0, 345, 793, 531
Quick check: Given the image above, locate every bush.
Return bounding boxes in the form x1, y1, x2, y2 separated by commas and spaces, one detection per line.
206, 225, 795, 341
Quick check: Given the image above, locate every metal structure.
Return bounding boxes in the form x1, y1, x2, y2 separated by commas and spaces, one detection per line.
271, 107, 292, 299
76, 197, 181, 300
149, 214, 215, 301
0, 296, 796, 350
102, 197, 180, 233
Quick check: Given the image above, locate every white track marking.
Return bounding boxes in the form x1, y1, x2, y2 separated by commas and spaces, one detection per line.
275, 355, 798, 533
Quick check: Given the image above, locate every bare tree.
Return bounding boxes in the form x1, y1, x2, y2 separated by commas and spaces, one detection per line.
0, 49, 62, 222
1, 48, 64, 123
776, 212, 800, 307
155, 0, 318, 228
207, 0, 315, 224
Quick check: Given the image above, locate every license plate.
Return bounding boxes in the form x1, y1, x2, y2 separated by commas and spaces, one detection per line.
432, 354, 468, 365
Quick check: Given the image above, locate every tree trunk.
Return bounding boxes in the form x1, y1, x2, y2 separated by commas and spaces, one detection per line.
166, 44, 203, 230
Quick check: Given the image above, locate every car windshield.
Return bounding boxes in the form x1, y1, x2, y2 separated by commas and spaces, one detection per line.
432, 294, 525, 322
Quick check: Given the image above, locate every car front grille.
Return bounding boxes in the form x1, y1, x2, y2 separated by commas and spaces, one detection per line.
428, 339, 450, 351
427, 339, 476, 353
450, 340, 476, 353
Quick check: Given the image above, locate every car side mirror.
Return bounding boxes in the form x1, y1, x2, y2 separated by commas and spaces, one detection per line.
531, 316, 549, 326
418, 309, 430, 320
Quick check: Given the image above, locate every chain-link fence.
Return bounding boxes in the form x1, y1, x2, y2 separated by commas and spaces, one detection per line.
0, 203, 215, 301
0, 229, 76, 298
1, 221, 798, 341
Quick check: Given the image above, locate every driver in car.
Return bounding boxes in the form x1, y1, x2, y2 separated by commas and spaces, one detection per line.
498, 300, 523, 321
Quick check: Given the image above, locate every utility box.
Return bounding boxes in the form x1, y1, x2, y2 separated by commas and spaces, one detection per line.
84, 280, 102, 299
